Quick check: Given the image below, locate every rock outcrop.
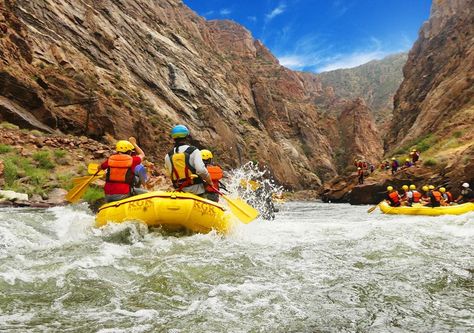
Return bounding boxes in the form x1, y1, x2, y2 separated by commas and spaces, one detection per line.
316, 53, 407, 127
387, 0, 474, 152
322, 0, 474, 204
0, 0, 386, 191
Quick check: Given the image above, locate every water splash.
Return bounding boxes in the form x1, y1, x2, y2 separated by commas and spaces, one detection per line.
225, 162, 284, 220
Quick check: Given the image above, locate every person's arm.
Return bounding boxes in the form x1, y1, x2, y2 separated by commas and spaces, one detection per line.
100, 160, 108, 170
191, 150, 212, 184
164, 154, 172, 178
129, 137, 145, 160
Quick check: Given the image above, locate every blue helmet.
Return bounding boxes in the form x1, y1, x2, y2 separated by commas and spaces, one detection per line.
171, 125, 190, 139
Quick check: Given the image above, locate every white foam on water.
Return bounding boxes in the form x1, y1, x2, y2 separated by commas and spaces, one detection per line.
1, 201, 473, 332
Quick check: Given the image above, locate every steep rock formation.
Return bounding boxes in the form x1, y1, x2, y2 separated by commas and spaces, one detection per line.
0, 0, 386, 190
322, 0, 474, 203
334, 98, 383, 171
387, 0, 474, 151
316, 53, 407, 127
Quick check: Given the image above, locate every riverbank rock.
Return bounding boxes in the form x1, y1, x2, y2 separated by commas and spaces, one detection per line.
0, 190, 28, 201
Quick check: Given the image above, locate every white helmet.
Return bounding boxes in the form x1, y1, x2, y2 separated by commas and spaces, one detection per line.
462, 182, 469, 188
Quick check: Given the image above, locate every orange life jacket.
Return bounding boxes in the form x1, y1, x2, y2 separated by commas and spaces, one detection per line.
431, 190, 442, 202
412, 190, 422, 203
445, 191, 453, 203
388, 191, 400, 206
205, 165, 223, 193
106, 154, 134, 184
168, 146, 202, 190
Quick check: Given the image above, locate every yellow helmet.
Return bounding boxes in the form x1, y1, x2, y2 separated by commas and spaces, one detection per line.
387, 186, 393, 191
428, 185, 435, 190
422, 185, 429, 192
439, 187, 446, 193
409, 184, 416, 190
405, 158, 410, 162
402, 185, 409, 190
201, 149, 213, 160
412, 148, 417, 152
391, 157, 396, 160
116, 140, 134, 153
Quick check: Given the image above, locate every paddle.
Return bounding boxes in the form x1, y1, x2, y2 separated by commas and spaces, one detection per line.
209, 184, 259, 224
87, 163, 106, 176
66, 170, 101, 203
367, 202, 383, 213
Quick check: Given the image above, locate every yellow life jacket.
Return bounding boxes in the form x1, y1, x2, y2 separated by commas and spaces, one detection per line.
106, 154, 133, 184
168, 146, 202, 190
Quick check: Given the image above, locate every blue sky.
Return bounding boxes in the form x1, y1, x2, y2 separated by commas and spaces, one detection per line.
183, 0, 432, 73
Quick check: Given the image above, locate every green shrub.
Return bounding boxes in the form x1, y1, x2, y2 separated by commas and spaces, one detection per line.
53, 149, 67, 159
32, 151, 54, 169
0, 144, 13, 154
83, 186, 104, 203
453, 131, 463, 139
3, 159, 19, 186
423, 158, 438, 167
0, 122, 19, 130
30, 130, 44, 137
57, 173, 75, 190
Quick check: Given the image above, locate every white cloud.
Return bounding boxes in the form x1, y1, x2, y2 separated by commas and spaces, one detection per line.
266, 4, 286, 21
219, 8, 231, 16
317, 50, 387, 72
278, 55, 307, 69
247, 16, 257, 22
203, 10, 215, 17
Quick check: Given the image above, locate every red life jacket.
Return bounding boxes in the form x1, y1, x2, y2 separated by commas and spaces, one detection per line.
412, 191, 422, 203
388, 191, 400, 206
445, 191, 453, 203
106, 154, 133, 185
205, 165, 223, 193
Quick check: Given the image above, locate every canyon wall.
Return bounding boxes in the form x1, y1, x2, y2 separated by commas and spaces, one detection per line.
0, 0, 385, 190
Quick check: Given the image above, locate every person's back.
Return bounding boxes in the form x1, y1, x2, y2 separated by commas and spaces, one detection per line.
201, 149, 223, 202
386, 186, 401, 207
101, 138, 145, 203
164, 125, 211, 196
428, 190, 442, 207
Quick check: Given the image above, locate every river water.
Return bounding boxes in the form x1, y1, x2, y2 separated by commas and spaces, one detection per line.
0, 202, 473, 332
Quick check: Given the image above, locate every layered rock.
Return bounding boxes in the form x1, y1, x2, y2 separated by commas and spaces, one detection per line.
322, 0, 474, 203
316, 53, 407, 127
386, 0, 474, 151
0, 0, 387, 191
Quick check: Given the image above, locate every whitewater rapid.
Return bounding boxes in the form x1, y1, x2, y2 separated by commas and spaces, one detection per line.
0, 202, 473, 332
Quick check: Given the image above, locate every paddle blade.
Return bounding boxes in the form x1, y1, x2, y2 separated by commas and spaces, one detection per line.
88, 163, 105, 176
223, 195, 259, 224
66, 175, 96, 203
367, 205, 378, 213
72, 174, 104, 185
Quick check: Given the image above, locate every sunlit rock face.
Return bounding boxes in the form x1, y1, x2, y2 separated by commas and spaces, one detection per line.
0, 0, 392, 190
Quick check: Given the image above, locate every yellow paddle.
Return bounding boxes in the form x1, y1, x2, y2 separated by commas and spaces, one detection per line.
209, 184, 259, 223
66, 170, 101, 203
88, 163, 105, 176
367, 203, 380, 213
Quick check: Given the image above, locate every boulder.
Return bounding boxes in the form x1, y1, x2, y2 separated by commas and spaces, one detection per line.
0, 190, 28, 201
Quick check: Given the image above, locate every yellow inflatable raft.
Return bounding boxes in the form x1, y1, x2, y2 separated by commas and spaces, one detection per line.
379, 201, 474, 216
95, 191, 232, 234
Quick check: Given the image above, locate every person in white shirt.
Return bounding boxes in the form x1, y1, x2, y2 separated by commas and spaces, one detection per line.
164, 125, 212, 196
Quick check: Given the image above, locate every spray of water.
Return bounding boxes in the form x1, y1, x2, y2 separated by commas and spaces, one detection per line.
224, 162, 285, 220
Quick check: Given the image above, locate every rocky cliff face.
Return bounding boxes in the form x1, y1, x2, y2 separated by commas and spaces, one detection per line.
387, 0, 474, 151
322, 0, 474, 203
0, 0, 387, 190
316, 53, 407, 127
